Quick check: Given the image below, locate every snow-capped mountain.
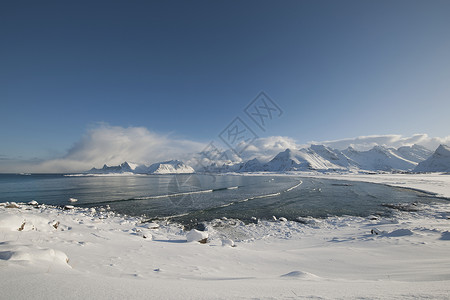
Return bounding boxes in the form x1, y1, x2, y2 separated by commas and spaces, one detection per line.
136, 160, 195, 174
309, 145, 359, 169
238, 158, 264, 172
87, 160, 194, 174
198, 144, 434, 173
414, 145, 450, 173
88, 162, 138, 174
258, 144, 429, 172
397, 144, 433, 163
342, 145, 417, 171
87, 144, 440, 174
263, 148, 345, 172
214, 158, 265, 173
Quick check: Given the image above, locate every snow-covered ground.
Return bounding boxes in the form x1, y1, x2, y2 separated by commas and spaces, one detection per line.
304, 172, 450, 198
1, 174, 450, 299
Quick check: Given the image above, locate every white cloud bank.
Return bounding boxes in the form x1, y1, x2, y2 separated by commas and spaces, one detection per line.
1, 126, 448, 173
28, 125, 205, 173
241, 136, 300, 162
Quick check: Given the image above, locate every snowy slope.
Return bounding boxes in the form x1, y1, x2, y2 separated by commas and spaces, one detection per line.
309, 145, 359, 169
397, 144, 432, 163
2, 190, 450, 299
201, 158, 263, 173
125, 162, 140, 171
198, 159, 243, 173
139, 160, 195, 174
264, 148, 345, 171
237, 158, 263, 172
414, 144, 450, 172
342, 145, 417, 171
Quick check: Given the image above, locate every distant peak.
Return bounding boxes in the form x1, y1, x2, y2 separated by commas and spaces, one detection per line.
435, 144, 450, 155
247, 158, 260, 163
310, 144, 326, 148
372, 145, 387, 150
310, 144, 327, 151
346, 146, 356, 151
411, 144, 427, 150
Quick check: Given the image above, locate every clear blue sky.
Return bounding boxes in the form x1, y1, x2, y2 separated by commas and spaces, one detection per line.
1, 0, 450, 162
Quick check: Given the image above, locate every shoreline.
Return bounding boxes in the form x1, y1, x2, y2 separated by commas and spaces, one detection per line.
213, 171, 450, 199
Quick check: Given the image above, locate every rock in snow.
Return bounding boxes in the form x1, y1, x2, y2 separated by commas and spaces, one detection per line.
5, 202, 20, 209
186, 229, 208, 243
221, 238, 235, 247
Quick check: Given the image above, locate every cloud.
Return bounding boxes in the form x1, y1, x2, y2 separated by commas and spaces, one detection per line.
241, 136, 300, 162
0, 157, 44, 173
27, 124, 205, 173
2, 127, 449, 173
188, 136, 301, 168
311, 134, 450, 151
0, 155, 12, 161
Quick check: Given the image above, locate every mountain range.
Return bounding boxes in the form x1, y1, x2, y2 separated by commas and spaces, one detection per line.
88, 160, 194, 174
207, 144, 433, 173
86, 144, 450, 174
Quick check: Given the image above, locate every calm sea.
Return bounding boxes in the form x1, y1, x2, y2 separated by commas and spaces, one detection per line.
0, 173, 444, 225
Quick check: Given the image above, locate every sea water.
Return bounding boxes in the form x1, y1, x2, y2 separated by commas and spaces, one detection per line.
0, 173, 445, 225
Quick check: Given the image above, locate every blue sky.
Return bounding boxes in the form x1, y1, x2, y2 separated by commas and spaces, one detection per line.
1, 1, 450, 171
